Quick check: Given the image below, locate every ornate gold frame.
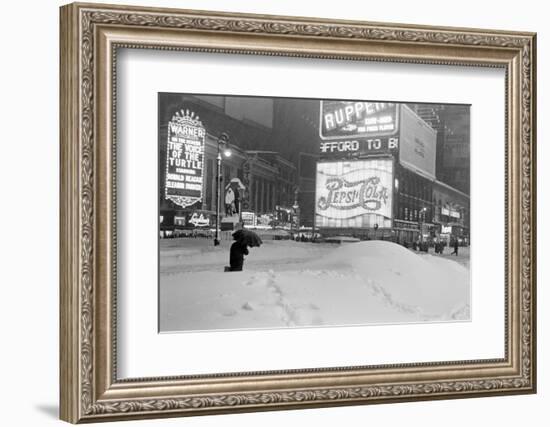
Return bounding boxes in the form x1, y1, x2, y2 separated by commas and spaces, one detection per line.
60, 2, 537, 423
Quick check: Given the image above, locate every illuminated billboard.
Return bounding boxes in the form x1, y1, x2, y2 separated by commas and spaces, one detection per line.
320, 101, 398, 140
241, 211, 257, 227
315, 159, 393, 229
164, 109, 206, 208
319, 136, 399, 158
398, 105, 437, 179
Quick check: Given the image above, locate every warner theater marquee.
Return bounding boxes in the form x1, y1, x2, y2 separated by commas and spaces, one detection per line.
164, 109, 206, 208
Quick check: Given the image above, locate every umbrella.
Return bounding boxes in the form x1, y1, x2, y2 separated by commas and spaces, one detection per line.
233, 229, 263, 247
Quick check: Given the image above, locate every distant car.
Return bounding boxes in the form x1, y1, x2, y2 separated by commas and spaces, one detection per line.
323, 236, 361, 244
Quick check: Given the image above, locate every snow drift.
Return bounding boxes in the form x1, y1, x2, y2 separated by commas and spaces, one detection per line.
318, 241, 470, 319
160, 239, 470, 332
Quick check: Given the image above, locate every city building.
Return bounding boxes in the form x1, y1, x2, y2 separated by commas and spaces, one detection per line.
157, 94, 470, 245
432, 180, 470, 245
158, 94, 297, 234
410, 103, 470, 194
313, 101, 470, 244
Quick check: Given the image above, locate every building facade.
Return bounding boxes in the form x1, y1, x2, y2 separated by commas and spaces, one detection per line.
313, 101, 470, 244
158, 94, 470, 244
158, 94, 297, 233
410, 103, 470, 194
432, 180, 470, 245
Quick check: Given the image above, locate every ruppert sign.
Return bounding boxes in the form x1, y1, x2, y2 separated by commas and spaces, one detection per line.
320, 101, 398, 139
164, 109, 206, 208
319, 101, 399, 158
315, 159, 393, 229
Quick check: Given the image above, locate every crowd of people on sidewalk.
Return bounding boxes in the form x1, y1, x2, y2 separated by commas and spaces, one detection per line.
404, 238, 461, 256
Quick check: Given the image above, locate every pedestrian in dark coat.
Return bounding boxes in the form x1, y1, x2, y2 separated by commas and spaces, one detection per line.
229, 240, 249, 271
451, 239, 459, 256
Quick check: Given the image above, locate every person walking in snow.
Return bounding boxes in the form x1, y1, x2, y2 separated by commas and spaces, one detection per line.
228, 235, 249, 271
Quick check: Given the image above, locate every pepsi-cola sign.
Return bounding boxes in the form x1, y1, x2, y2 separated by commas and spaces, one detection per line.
315, 159, 393, 229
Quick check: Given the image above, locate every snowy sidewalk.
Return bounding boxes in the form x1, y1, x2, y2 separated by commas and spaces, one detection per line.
412, 246, 470, 269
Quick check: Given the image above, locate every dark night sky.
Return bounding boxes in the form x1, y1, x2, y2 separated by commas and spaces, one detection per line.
161, 94, 470, 194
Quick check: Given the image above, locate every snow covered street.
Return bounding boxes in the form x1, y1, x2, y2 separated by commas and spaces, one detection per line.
159, 238, 470, 332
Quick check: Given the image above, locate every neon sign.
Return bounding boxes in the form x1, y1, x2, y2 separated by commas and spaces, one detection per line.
319, 137, 399, 156
188, 212, 210, 227
320, 101, 398, 140
315, 159, 393, 229
164, 109, 206, 208
317, 176, 389, 212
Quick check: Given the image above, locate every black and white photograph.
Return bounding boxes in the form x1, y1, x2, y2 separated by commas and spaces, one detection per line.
2, 0, 541, 424
158, 94, 471, 333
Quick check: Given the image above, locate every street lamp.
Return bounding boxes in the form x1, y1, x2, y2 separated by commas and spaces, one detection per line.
292, 188, 300, 237
214, 132, 230, 246
419, 207, 427, 244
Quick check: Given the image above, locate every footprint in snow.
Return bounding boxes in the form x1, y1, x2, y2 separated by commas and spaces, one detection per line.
244, 275, 257, 286
221, 309, 237, 317
241, 301, 255, 311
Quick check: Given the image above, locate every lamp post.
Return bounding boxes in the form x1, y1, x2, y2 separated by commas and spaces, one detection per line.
419, 207, 427, 244
214, 132, 230, 246
292, 188, 300, 237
